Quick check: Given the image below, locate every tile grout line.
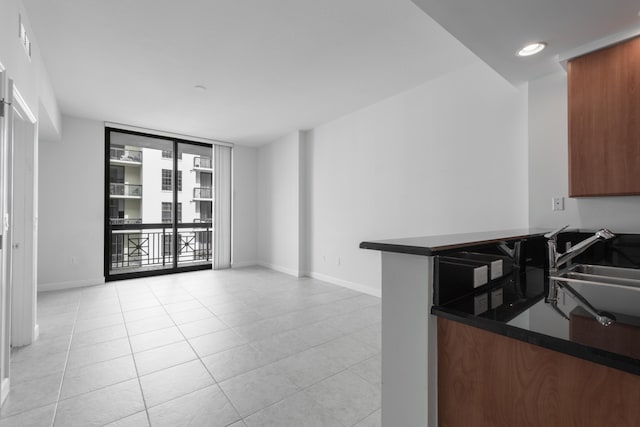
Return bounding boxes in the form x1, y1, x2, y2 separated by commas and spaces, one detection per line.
27, 270, 379, 426
114, 283, 154, 427
49, 295, 81, 427
352, 405, 381, 427
147, 283, 245, 425
177, 276, 380, 424
227, 330, 380, 421
179, 284, 373, 424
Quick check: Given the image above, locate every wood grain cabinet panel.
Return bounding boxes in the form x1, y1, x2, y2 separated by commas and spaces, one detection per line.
438, 318, 640, 427
568, 36, 640, 197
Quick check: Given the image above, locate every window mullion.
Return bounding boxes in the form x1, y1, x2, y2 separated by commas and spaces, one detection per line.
172, 140, 179, 269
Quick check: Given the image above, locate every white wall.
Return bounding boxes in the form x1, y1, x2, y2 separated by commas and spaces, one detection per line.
38, 116, 104, 290
233, 145, 258, 267
528, 71, 640, 232
0, 0, 60, 139
308, 60, 529, 294
38, 115, 257, 288
255, 59, 529, 295
257, 131, 304, 275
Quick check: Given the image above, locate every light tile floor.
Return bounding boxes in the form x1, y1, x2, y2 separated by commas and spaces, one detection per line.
0, 267, 381, 426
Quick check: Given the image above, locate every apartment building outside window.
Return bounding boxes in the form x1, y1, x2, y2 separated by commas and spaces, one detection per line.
106, 127, 214, 280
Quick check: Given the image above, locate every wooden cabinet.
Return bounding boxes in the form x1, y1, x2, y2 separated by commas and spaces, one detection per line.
438, 318, 640, 426
568, 36, 640, 197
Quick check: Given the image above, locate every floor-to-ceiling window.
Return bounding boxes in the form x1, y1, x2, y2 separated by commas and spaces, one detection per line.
105, 128, 214, 280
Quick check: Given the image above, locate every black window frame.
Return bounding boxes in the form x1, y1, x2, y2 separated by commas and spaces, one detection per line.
104, 127, 213, 282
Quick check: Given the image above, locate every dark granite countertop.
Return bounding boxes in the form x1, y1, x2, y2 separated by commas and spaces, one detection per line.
359, 228, 551, 256
428, 231, 640, 377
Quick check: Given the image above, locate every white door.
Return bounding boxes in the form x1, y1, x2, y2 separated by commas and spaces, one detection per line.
0, 66, 10, 405
0, 75, 38, 406
8, 83, 37, 349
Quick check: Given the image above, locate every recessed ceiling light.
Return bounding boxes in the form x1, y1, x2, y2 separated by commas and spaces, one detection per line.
194, 84, 207, 91
517, 42, 546, 57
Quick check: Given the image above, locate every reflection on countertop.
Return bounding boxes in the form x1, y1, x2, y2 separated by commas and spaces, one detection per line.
431, 230, 640, 376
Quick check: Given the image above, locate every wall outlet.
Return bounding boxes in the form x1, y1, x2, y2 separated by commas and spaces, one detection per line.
552, 197, 564, 211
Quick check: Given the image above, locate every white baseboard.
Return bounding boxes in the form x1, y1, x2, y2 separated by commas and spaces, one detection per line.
38, 277, 105, 292
1, 378, 9, 406
257, 261, 303, 277
232, 260, 258, 268
308, 271, 381, 298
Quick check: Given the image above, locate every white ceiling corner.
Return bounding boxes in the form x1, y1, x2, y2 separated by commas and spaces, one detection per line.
23, 0, 477, 146
25, 0, 640, 146
410, 0, 640, 84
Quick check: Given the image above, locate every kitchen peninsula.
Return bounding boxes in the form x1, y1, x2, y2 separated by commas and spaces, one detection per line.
361, 228, 640, 426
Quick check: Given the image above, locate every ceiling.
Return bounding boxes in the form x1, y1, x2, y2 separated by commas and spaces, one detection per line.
23, 0, 476, 146
24, 0, 640, 146
411, 0, 640, 84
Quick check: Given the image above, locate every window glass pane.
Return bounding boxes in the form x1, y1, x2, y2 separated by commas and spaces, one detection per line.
160, 202, 181, 223
162, 169, 172, 191
110, 166, 124, 183
161, 149, 182, 159
161, 169, 182, 191
161, 202, 172, 223
107, 128, 212, 276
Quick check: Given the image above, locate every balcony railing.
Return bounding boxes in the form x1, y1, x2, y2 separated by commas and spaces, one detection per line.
194, 157, 212, 169
110, 147, 142, 163
110, 183, 142, 197
110, 218, 142, 225
194, 218, 212, 223
109, 223, 212, 272
193, 187, 212, 199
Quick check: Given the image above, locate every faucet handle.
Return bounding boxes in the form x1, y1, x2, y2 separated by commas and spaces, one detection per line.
544, 225, 569, 240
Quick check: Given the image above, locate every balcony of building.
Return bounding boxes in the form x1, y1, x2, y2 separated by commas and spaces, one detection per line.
110, 183, 142, 198
109, 222, 212, 274
109, 218, 142, 225
192, 187, 212, 201
193, 156, 212, 171
109, 147, 142, 165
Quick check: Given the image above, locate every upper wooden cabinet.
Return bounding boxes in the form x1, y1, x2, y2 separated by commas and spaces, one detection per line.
568, 36, 640, 197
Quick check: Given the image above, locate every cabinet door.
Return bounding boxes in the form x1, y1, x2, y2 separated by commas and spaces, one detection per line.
568, 36, 640, 197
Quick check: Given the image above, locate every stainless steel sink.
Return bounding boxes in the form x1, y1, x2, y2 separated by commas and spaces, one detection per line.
549, 264, 640, 291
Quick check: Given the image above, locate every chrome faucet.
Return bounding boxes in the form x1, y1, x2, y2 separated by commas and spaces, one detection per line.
545, 226, 616, 326
545, 226, 615, 272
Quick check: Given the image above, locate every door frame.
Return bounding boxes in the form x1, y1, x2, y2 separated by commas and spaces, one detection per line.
0, 62, 9, 405
7, 82, 38, 349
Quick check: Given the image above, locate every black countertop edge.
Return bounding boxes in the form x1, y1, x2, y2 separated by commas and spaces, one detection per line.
358, 241, 436, 256
360, 228, 550, 256
431, 306, 640, 377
